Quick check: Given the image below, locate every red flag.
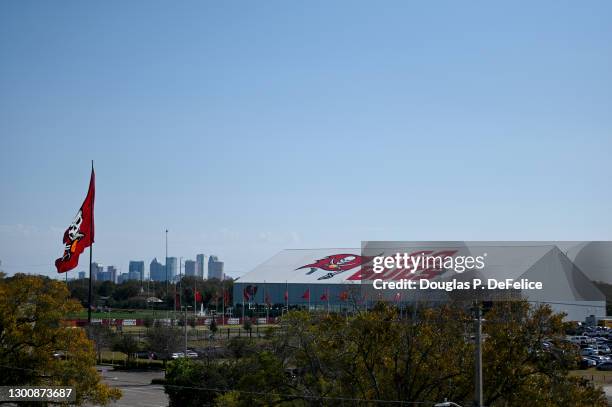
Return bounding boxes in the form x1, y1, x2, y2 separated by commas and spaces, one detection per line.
223, 289, 230, 306
301, 288, 310, 300
55, 168, 95, 273
243, 285, 257, 301
265, 291, 271, 306
284, 290, 288, 301
394, 292, 401, 302
195, 291, 202, 303
339, 291, 349, 301
175, 293, 181, 310
320, 290, 328, 301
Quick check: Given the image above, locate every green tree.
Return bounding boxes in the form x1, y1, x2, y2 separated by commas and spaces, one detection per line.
163, 301, 606, 406
146, 321, 183, 366
209, 318, 218, 338
86, 324, 115, 363
0, 274, 121, 405
112, 334, 140, 362
242, 319, 252, 333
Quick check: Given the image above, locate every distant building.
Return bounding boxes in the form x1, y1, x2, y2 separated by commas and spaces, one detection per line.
150, 258, 166, 282
127, 269, 141, 281
129, 261, 145, 282
94, 264, 116, 282
184, 260, 196, 277
92, 262, 104, 281
166, 257, 177, 281
208, 255, 224, 280
196, 254, 205, 279
78, 271, 86, 280
117, 272, 128, 284
107, 266, 118, 283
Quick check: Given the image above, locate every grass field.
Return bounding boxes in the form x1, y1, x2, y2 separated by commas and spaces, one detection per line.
66, 308, 170, 320
570, 369, 612, 385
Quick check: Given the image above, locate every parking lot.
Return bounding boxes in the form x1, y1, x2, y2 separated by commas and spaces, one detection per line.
90, 367, 168, 407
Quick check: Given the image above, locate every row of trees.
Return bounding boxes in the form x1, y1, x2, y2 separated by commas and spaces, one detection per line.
0, 273, 121, 405
164, 302, 606, 406
67, 276, 233, 310
88, 321, 190, 367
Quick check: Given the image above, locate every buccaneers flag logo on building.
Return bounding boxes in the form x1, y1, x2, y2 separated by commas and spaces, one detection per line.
296, 253, 375, 280
55, 168, 95, 273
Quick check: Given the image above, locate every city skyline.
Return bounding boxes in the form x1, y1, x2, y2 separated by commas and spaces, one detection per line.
72, 253, 228, 283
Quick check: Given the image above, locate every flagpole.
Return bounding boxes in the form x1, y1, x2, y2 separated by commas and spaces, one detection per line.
87, 160, 94, 325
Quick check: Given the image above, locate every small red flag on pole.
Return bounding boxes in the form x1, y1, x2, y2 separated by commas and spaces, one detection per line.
301, 288, 310, 300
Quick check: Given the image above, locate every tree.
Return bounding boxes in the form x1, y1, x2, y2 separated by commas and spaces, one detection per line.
162, 301, 606, 406
209, 318, 218, 338
112, 334, 140, 362
86, 324, 115, 363
146, 321, 183, 366
242, 319, 252, 333
0, 274, 121, 405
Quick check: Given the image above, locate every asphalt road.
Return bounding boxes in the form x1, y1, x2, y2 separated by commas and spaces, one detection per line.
92, 366, 168, 407
604, 386, 612, 405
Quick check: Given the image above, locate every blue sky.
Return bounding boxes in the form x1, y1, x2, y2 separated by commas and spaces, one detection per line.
1, 1, 611, 279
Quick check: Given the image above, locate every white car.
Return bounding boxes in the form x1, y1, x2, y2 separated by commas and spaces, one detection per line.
186, 351, 198, 359
171, 352, 185, 359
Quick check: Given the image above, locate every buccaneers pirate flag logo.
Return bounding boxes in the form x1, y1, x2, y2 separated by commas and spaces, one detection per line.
296, 253, 374, 280
55, 168, 95, 273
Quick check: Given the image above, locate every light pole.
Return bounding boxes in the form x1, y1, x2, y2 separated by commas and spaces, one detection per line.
165, 229, 168, 305
473, 303, 483, 407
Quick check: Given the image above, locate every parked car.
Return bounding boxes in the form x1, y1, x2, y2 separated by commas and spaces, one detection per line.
580, 357, 597, 369
135, 351, 158, 360
586, 355, 609, 365
596, 361, 612, 371
171, 352, 185, 359
186, 350, 198, 359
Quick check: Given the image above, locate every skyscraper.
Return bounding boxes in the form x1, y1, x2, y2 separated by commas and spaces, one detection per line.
127, 269, 141, 281
107, 265, 118, 283
150, 258, 166, 282
166, 257, 178, 281
208, 255, 224, 280
91, 262, 104, 281
129, 261, 145, 282
184, 260, 196, 277
196, 254, 205, 279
